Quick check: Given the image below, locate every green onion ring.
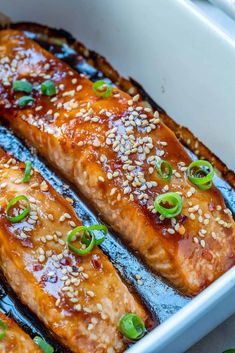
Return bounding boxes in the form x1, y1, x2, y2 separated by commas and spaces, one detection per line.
154, 192, 183, 218
119, 313, 146, 341
155, 159, 173, 181
6, 195, 30, 223
67, 226, 96, 255
33, 336, 54, 353
187, 160, 214, 188
22, 161, 32, 183
193, 169, 212, 190
0, 320, 7, 340
222, 350, 235, 353
41, 80, 56, 97
197, 181, 212, 190
92, 80, 112, 98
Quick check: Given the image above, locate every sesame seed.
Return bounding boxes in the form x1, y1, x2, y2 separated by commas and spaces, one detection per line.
167, 228, 175, 234
46, 235, 53, 241
55, 298, 60, 307
74, 304, 81, 311
211, 232, 217, 239
110, 188, 117, 196
154, 111, 159, 118
69, 221, 76, 227
38, 255, 45, 263
135, 274, 142, 280
14, 178, 22, 184
224, 208, 232, 215
98, 176, 105, 182
200, 240, 206, 248
76, 85, 83, 91
189, 213, 195, 220
87, 290, 95, 297
65, 197, 74, 204
40, 181, 49, 192
58, 239, 65, 246
93, 140, 101, 147
83, 307, 92, 313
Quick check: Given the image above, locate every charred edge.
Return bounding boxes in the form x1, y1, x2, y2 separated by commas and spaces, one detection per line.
1, 20, 233, 189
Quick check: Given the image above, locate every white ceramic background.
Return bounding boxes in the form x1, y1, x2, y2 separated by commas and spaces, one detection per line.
0, 0, 235, 170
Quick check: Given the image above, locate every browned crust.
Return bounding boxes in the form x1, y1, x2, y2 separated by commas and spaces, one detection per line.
1, 20, 233, 188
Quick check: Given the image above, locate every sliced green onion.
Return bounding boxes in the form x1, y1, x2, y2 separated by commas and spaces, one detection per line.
187, 160, 214, 190
223, 350, 235, 353
192, 168, 212, 190
17, 96, 34, 107
155, 160, 172, 181
13, 80, 32, 93
119, 313, 146, 341
154, 192, 183, 218
41, 80, 56, 96
93, 80, 112, 98
196, 181, 212, 190
0, 320, 7, 340
22, 161, 32, 183
67, 226, 96, 255
6, 195, 30, 223
33, 336, 54, 353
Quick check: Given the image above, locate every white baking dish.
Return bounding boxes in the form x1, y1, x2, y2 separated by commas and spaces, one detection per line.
209, 0, 235, 20
0, 0, 234, 352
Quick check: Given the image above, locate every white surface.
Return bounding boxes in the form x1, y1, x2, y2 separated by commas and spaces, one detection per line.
187, 314, 235, 353
0, 1, 234, 353
0, 0, 235, 170
193, 0, 235, 40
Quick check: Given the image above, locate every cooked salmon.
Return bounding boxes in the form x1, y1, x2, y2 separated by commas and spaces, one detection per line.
0, 311, 42, 353
0, 29, 234, 295
0, 148, 150, 353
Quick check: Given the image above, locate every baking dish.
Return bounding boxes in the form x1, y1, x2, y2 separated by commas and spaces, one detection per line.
0, 0, 234, 352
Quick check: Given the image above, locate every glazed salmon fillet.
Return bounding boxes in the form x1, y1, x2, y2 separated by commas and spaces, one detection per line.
0, 30, 234, 296
0, 312, 42, 353
0, 148, 150, 353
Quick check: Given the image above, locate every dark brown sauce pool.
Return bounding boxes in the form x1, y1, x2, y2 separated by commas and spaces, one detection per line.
0, 26, 234, 352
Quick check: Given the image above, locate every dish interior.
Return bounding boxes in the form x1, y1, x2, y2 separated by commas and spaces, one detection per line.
0, 24, 234, 352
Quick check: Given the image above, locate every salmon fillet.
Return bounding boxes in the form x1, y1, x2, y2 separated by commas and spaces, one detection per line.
0, 148, 150, 353
0, 29, 234, 296
0, 311, 42, 353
